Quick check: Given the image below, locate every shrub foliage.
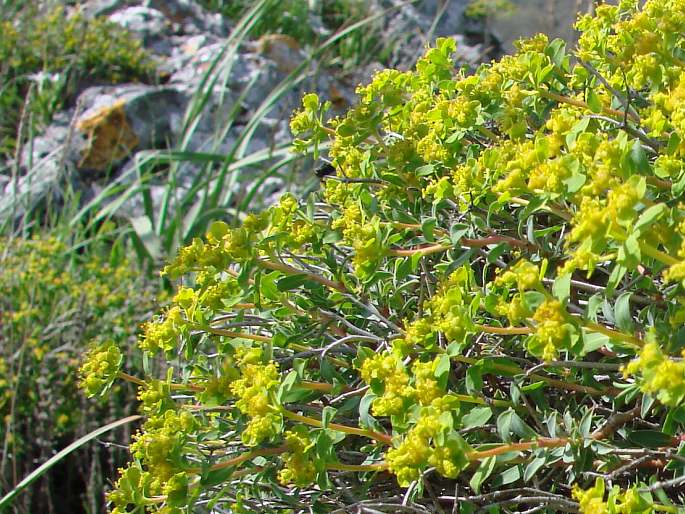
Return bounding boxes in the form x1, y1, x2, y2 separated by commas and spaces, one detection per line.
0, 6, 153, 156
1, 232, 159, 512
84, 0, 685, 512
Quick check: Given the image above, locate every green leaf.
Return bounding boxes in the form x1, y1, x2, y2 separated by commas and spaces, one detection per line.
201, 466, 235, 487
587, 294, 603, 321
614, 292, 634, 332
628, 139, 650, 174
565, 117, 590, 148
626, 430, 674, 448
434, 354, 451, 389
450, 223, 469, 245
277, 274, 313, 291
495, 465, 522, 486
581, 329, 610, 355
0, 416, 141, 509
562, 171, 586, 193
587, 88, 602, 113
416, 164, 435, 177
446, 342, 463, 357
553, 273, 571, 303
277, 371, 299, 402
466, 365, 483, 395
422, 217, 437, 242
497, 409, 514, 442
322, 230, 342, 243
322, 406, 337, 429
618, 233, 641, 268
634, 203, 668, 234
606, 264, 627, 295
673, 169, 685, 197
470, 456, 496, 493
358, 392, 378, 429
462, 407, 493, 429
523, 456, 546, 482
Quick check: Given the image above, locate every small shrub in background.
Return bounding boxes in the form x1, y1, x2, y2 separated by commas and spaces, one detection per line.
0, 228, 161, 513
81, 0, 685, 512
0, 5, 154, 157
201, 0, 383, 67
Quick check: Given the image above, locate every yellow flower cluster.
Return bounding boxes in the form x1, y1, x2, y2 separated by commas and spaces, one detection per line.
277, 427, 317, 487
140, 306, 185, 354
359, 352, 413, 416
386, 397, 468, 486
494, 259, 540, 291
331, 202, 386, 278
572, 478, 652, 514
229, 352, 283, 446
529, 299, 578, 361
79, 340, 123, 398
398, 268, 475, 354
127, 410, 197, 497
623, 341, 685, 406
360, 352, 447, 416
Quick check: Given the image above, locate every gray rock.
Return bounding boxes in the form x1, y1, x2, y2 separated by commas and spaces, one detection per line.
82, 0, 130, 17
0, 150, 74, 225
376, 0, 486, 69
414, 0, 470, 36
109, 6, 170, 50
72, 84, 187, 173
491, 0, 593, 53
143, 0, 229, 37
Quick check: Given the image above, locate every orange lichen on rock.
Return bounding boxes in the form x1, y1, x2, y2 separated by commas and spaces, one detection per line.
77, 100, 139, 171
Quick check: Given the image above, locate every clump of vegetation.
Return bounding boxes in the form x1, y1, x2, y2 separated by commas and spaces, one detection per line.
0, 5, 154, 157
76, 0, 685, 512
0, 228, 160, 512
201, 0, 383, 67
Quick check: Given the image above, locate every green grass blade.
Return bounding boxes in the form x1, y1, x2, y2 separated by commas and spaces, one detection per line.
0, 415, 142, 509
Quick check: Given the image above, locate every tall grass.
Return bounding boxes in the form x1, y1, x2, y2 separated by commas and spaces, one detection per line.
71, 0, 409, 267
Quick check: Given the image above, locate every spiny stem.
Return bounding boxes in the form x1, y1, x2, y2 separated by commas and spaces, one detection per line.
282, 409, 392, 445
202, 327, 271, 342
388, 243, 451, 257
389, 223, 532, 251
232, 303, 256, 309
477, 325, 533, 335
288, 343, 350, 369
583, 320, 643, 347
639, 241, 680, 267
452, 394, 512, 408
327, 462, 387, 472
117, 371, 146, 387
538, 88, 639, 122
468, 437, 569, 460
117, 371, 201, 392
450, 355, 615, 396
188, 445, 289, 473
258, 259, 347, 292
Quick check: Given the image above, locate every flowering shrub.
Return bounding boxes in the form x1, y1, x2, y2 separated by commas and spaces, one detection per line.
0, 232, 159, 511
84, 0, 685, 511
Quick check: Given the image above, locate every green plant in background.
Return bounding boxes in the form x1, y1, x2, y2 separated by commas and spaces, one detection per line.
75, 0, 685, 512
200, 0, 383, 67
465, 0, 515, 19
0, 5, 154, 157
0, 227, 161, 512
465, 0, 516, 51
